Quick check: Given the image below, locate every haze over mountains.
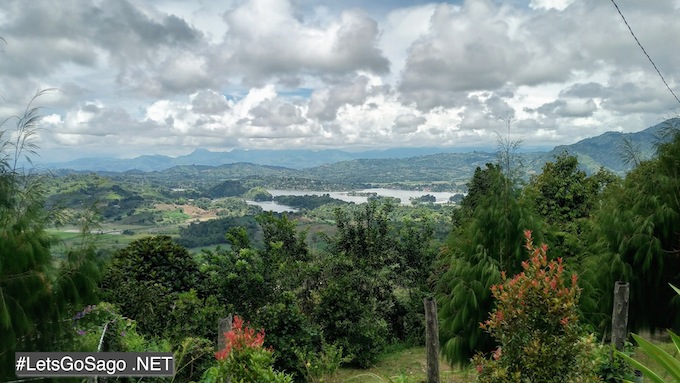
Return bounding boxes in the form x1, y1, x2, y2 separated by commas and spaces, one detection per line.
42, 119, 678, 176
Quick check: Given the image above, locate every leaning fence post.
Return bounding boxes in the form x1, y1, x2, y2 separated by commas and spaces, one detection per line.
218, 315, 233, 351
424, 297, 440, 383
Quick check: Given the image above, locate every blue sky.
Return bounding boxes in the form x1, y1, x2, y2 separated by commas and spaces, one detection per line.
0, 0, 678, 162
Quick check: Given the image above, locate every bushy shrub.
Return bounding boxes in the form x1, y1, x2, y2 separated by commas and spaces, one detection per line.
313, 265, 389, 368
194, 315, 293, 383
295, 342, 352, 383
168, 290, 227, 344
100, 235, 201, 337
472, 230, 600, 383
71, 302, 171, 353
254, 291, 324, 379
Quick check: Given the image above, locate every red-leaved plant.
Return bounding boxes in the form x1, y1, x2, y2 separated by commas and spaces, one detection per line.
472, 230, 600, 383
215, 315, 266, 360
195, 315, 292, 383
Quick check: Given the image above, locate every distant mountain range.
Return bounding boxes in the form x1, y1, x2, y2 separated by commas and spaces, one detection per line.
42, 118, 678, 176
41, 146, 502, 172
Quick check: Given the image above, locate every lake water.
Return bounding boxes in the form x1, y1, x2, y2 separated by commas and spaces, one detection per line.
247, 188, 466, 213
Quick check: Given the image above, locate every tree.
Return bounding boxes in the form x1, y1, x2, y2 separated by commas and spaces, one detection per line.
0, 91, 99, 378
436, 159, 546, 366
526, 152, 592, 224
583, 127, 680, 333
524, 153, 618, 261
313, 200, 436, 366
99, 235, 202, 337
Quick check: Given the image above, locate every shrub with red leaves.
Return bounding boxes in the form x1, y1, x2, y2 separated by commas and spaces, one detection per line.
196, 315, 292, 383
472, 230, 600, 383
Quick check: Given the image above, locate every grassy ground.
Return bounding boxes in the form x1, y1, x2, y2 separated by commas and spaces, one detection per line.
47, 222, 182, 255
326, 347, 476, 383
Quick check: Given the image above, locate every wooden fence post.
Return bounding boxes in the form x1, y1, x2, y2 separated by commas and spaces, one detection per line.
424, 297, 440, 383
611, 281, 630, 351
218, 315, 233, 351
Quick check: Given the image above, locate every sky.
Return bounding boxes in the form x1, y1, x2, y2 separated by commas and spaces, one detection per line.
1, 0, 679, 163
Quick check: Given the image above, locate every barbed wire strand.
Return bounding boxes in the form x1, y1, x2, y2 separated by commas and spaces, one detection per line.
609, 0, 680, 106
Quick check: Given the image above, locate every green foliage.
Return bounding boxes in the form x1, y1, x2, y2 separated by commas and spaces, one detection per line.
174, 337, 217, 383
168, 290, 227, 345
273, 194, 347, 210
618, 333, 680, 383
254, 291, 324, 380
616, 284, 680, 383
410, 194, 436, 205
310, 200, 436, 367
0, 91, 100, 379
257, 212, 310, 264
296, 341, 352, 383
72, 302, 214, 382
314, 261, 390, 368
583, 128, 680, 333
460, 163, 500, 214
195, 315, 294, 383
99, 235, 202, 337
71, 302, 171, 353
176, 216, 259, 248
199, 246, 271, 316
594, 342, 636, 383
526, 152, 595, 224
472, 231, 600, 383
245, 186, 273, 201
207, 180, 248, 198
436, 162, 546, 366
524, 154, 618, 263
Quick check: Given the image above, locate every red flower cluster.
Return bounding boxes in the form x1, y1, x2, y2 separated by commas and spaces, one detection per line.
215, 315, 266, 360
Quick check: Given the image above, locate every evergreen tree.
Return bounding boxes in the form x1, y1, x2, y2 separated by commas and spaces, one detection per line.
583, 127, 680, 332
0, 91, 99, 379
436, 156, 546, 366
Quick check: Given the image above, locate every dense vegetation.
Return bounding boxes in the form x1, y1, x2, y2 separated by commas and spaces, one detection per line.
272, 194, 348, 210
3, 92, 680, 382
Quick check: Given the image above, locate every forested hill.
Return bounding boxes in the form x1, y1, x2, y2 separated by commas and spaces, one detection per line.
45, 118, 677, 183
302, 118, 679, 183
549, 118, 675, 173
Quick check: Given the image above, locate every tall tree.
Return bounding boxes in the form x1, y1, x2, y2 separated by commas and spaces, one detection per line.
524, 153, 618, 260
583, 127, 680, 332
99, 235, 202, 337
436, 155, 546, 366
0, 91, 99, 379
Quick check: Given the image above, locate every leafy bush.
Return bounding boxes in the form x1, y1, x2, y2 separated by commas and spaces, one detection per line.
295, 342, 352, 383
99, 235, 201, 338
195, 315, 293, 383
314, 270, 389, 368
174, 337, 216, 383
254, 291, 323, 380
594, 341, 635, 383
0, 91, 100, 378
168, 290, 227, 345
71, 302, 171, 353
73, 302, 214, 382
472, 230, 600, 382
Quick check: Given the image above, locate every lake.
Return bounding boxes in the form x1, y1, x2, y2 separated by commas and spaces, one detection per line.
246, 188, 465, 213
